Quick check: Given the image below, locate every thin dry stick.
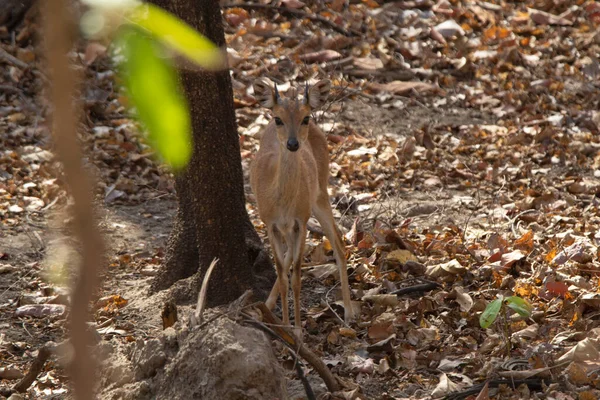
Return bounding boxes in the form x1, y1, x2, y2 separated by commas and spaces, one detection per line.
241, 315, 316, 400
222, 3, 357, 37
257, 303, 341, 393
192, 258, 219, 326
12, 343, 54, 393
43, 2, 105, 399
0, 46, 29, 69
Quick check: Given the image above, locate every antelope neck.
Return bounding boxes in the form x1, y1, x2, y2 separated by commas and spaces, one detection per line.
276, 145, 303, 199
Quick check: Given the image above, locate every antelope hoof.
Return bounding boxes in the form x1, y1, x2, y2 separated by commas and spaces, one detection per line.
265, 297, 276, 311
293, 326, 303, 341
344, 306, 357, 325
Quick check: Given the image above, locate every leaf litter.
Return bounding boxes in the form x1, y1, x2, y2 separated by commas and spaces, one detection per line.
1, 0, 600, 398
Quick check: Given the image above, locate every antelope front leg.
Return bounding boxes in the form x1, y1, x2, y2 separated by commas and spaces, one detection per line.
265, 278, 280, 310
313, 196, 355, 324
268, 226, 290, 325
289, 221, 307, 338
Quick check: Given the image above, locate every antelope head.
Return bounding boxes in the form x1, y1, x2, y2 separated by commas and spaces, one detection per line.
253, 78, 331, 152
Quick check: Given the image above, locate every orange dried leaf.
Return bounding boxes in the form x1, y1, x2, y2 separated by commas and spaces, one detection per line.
357, 234, 374, 249
323, 237, 332, 252
545, 281, 569, 298
515, 230, 534, 252
514, 282, 537, 297
492, 270, 503, 287
224, 8, 249, 27
545, 247, 558, 263
569, 310, 580, 327
339, 327, 357, 338
488, 250, 502, 263
368, 322, 393, 340
361, 0, 379, 8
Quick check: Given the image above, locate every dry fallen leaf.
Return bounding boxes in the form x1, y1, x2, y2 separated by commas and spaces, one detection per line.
84, 42, 107, 66
353, 56, 383, 70
298, 49, 342, 63
500, 250, 526, 269
475, 381, 490, 400
528, 8, 573, 26
431, 373, 459, 398
367, 81, 438, 95
281, 0, 305, 9
426, 259, 466, 279
558, 338, 600, 363
453, 286, 473, 312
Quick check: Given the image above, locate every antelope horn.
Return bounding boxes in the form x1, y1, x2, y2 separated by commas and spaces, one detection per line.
303, 83, 309, 104
274, 83, 280, 103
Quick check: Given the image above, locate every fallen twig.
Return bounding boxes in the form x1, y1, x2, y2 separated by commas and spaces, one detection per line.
443, 378, 548, 400
222, 3, 357, 37
0, 46, 28, 69
509, 209, 538, 238
256, 303, 341, 393
191, 258, 219, 326
241, 315, 316, 400
391, 281, 439, 296
0, 84, 25, 94
12, 343, 54, 393
323, 56, 354, 71
498, 359, 570, 379
344, 68, 416, 80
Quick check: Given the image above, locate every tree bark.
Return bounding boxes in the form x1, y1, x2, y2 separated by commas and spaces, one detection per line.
148, 0, 274, 306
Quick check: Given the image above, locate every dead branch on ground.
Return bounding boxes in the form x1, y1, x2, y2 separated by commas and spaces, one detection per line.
253, 303, 342, 393
222, 3, 358, 37
12, 343, 54, 393
192, 258, 219, 326
242, 315, 316, 400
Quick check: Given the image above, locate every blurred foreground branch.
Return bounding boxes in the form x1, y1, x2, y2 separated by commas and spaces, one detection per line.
43, 1, 105, 399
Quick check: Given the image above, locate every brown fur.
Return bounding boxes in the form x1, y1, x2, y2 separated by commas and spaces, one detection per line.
250, 79, 354, 335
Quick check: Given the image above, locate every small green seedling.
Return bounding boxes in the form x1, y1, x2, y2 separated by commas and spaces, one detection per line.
480, 295, 532, 356
80, 0, 225, 170
480, 295, 532, 328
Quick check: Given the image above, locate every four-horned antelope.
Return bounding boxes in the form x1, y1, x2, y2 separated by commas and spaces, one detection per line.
250, 78, 354, 335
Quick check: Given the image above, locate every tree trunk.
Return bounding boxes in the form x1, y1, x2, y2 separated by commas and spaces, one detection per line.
148, 0, 274, 306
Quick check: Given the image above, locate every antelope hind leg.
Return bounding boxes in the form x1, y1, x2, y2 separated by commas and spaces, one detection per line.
313, 196, 355, 323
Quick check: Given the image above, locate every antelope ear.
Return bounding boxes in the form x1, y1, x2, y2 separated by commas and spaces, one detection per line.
307, 79, 331, 108
253, 78, 277, 108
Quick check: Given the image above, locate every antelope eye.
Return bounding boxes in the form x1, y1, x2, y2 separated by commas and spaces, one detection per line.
274, 117, 284, 126
301, 116, 310, 125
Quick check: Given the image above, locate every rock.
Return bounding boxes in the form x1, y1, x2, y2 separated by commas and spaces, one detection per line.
8, 204, 23, 213
100, 315, 285, 400
0, 367, 23, 380
131, 338, 166, 379
23, 196, 44, 211
0, 264, 17, 274
106, 364, 135, 388
155, 317, 285, 400
21, 149, 53, 163
434, 20, 465, 38
14, 304, 66, 318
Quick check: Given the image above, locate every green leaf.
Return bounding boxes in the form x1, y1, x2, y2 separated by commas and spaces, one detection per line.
480, 297, 503, 329
505, 296, 532, 318
127, 4, 224, 69
119, 28, 191, 170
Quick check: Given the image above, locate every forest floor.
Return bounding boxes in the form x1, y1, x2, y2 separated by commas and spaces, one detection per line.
2, 0, 600, 399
